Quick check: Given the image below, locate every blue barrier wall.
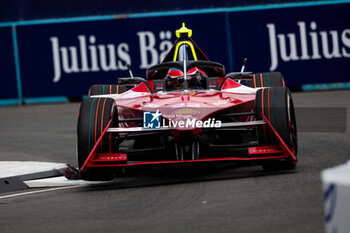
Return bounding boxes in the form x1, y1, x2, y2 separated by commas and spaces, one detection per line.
227, 3, 349, 86
0, 1, 349, 104
0, 27, 20, 105
0, 0, 329, 22
17, 13, 229, 98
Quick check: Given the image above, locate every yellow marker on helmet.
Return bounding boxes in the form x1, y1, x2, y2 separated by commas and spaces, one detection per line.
176, 23, 192, 38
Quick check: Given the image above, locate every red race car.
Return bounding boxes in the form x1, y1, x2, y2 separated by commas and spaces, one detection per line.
77, 23, 297, 180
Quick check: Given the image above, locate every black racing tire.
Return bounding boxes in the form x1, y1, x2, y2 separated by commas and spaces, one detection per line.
88, 84, 127, 97
246, 72, 285, 88
255, 87, 298, 171
77, 97, 116, 180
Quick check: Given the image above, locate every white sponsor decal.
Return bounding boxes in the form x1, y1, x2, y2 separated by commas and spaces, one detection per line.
267, 21, 350, 71
171, 103, 201, 108
50, 35, 131, 83
213, 97, 236, 106
50, 31, 173, 83
137, 31, 173, 69
162, 118, 221, 129
143, 109, 221, 129
143, 103, 160, 108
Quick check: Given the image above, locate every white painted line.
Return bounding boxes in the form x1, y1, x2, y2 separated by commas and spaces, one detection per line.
0, 161, 68, 178
24, 176, 112, 188
0, 186, 80, 199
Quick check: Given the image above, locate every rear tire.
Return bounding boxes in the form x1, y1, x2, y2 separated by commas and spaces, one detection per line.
89, 84, 127, 97
255, 87, 297, 171
246, 72, 285, 88
77, 97, 116, 180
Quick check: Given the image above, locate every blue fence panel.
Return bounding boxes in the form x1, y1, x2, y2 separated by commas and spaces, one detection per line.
0, 27, 19, 103
0, 0, 331, 22
228, 3, 350, 86
1, 1, 349, 102
17, 13, 229, 98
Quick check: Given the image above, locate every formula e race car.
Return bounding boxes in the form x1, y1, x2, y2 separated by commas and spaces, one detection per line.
76, 23, 297, 180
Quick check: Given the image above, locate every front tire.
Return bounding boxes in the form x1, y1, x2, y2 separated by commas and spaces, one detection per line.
88, 84, 127, 97
246, 72, 285, 88
255, 87, 298, 171
77, 97, 115, 180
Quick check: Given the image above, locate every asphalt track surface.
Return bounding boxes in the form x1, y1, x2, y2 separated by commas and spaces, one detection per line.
0, 90, 349, 233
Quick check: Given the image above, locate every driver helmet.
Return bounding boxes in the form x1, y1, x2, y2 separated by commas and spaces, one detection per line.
165, 68, 184, 90
186, 67, 207, 88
